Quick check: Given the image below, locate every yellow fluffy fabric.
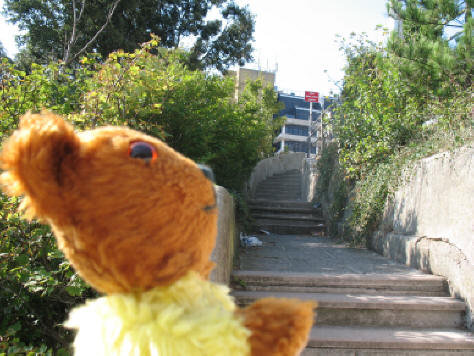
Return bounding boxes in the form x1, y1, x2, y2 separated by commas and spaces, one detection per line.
66, 272, 250, 356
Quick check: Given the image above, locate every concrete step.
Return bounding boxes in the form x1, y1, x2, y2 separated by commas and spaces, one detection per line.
232, 290, 466, 328
266, 171, 301, 178
252, 212, 325, 222
258, 179, 301, 185
248, 199, 314, 208
255, 192, 302, 197
259, 174, 301, 179
255, 187, 301, 195
231, 271, 450, 297
255, 191, 302, 197
255, 222, 325, 234
256, 184, 301, 192
254, 192, 302, 198
249, 204, 321, 214
258, 180, 301, 185
258, 177, 302, 183
253, 194, 302, 199
255, 218, 325, 228
254, 194, 301, 198
254, 195, 302, 201
302, 326, 474, 355
259, 177, 301, 184
255, 185, 301, 193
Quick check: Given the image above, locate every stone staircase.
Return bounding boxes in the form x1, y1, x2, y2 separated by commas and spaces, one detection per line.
254, 169, 302, 201
250, 170, 324, 235
241, 169, 474, 354
232, 271, 474, 355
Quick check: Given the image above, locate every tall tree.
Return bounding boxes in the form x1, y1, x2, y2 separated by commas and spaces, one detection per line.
3, 0, 255, 71
387, 0, 472, 96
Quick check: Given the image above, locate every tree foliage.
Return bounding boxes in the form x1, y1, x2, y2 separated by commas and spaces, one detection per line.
3, 0, 255, 71
333, 0, 472, 178
387, 0, 472, 96
0, 194, 95, 355
333, 33, 424, 175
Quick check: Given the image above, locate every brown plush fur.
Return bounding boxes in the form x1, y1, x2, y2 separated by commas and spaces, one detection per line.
0, 112, 217, 293
0, 111, 314, 354
239, 298, 316, 356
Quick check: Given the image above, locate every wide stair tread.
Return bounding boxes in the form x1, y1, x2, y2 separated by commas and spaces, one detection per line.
233, 291, 465, 329
232, 290, 465, 311
256, 188, 301, 194
255, 219, 324, 228
305, 326, 474, 352
254, 223, 325, 235
252, 212, 323, 221
231, 269, 472, 352
232, 270, 449, 296
250, 205, 321, 214
248, 199, 315, 208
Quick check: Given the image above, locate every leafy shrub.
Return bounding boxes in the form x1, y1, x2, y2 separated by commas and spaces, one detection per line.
319, 17, 472, 246
315, 143, 349, 238
0, 195, 94, 355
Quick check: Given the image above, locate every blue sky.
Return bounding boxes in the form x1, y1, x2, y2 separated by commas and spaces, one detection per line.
0, 0, 394, 95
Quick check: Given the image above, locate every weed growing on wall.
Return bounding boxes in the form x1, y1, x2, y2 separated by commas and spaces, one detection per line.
315, 143, 349, 238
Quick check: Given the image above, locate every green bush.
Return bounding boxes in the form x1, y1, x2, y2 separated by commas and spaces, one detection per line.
320, 6, 472, 245
0, 195, 94, 355
315, 143, 349, 239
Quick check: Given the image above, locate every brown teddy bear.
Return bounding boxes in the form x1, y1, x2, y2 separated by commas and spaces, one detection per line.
1, 111, 315, 356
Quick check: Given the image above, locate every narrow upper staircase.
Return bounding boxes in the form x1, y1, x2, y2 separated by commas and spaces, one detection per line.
250, 170, 325, 235
253, 169, 302, 201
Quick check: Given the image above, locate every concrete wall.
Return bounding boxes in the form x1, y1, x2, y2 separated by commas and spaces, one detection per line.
247, 152, 306, 198
209, 186, 238, 285
369, 146, 474, 329
302, 157, 318, 202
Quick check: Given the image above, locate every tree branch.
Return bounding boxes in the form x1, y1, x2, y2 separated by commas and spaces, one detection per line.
63, 0, 79, 64
77, 0, 86, 22
65, 0, 122, 65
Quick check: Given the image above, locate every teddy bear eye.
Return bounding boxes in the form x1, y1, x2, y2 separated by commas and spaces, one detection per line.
129, 142, 158, 162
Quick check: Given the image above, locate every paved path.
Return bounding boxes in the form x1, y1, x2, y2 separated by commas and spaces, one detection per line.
237, 234, 426, 276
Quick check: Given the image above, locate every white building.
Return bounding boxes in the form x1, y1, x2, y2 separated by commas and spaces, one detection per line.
274, 92, 323, 156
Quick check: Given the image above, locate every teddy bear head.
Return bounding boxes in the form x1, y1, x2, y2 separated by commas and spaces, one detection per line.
0, 112, 218, 294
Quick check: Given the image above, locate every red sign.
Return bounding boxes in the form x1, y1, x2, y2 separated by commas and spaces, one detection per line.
305, 91, 319, 103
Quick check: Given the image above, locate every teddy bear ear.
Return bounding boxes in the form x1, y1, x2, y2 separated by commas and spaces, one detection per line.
0, 111, 80, 221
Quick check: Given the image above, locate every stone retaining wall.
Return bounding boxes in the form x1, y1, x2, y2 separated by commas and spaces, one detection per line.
302, 158, 318, 202
370, 146, 474, 330
209, 186, 238, 285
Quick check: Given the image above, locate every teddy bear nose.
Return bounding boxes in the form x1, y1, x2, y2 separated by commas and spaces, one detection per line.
197, 164, 215, 183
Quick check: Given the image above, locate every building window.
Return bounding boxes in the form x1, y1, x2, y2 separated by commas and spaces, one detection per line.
295, 109, 309, 120
285, 125, 308, 136
285, 141, 316, 154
